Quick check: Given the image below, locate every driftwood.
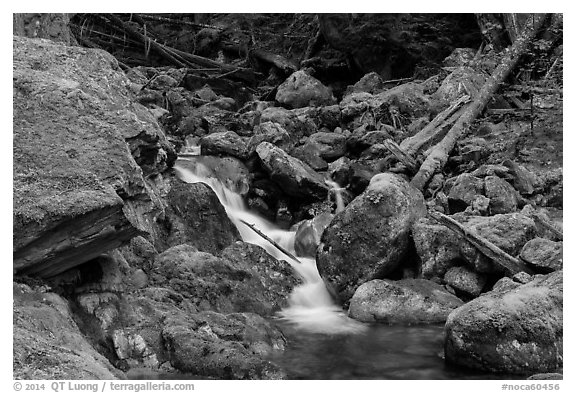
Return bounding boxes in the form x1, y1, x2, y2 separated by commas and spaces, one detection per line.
429, 211, 533, 276
400, 95, 470, 157
239, 219, 301, 265
382, 139, 419, 173
410, 14, 548, 192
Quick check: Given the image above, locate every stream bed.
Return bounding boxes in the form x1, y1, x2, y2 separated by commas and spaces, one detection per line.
269, 323, 518, 380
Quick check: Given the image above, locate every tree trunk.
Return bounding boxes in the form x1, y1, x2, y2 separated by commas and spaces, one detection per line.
410, 13, 549, 192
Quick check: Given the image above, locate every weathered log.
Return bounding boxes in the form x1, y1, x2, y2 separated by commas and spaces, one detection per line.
429, 211, 533, 276
382, 140, 419, 173
410, 14, 548, 191
400, 95, 470, 156
239, 219, 301, 265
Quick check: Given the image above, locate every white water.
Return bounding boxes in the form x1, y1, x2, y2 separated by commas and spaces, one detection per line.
174, 155, 364, 334
325, 179, 346, 213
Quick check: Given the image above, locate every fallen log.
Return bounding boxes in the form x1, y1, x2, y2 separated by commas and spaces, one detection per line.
239, 219, 302, 265
400, 95, 470, 157
382, 140, 419, 173
410, 14, 548, 192
429, 211, 534, 276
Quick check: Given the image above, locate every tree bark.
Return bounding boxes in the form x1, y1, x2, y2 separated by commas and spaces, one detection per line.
410, 13, 548, 192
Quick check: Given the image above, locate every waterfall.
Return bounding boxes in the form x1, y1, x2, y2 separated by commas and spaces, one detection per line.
174, 154, 364, 334
326, 179, 346, 213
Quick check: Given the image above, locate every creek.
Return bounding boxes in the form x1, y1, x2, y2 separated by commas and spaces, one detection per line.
172, 154, 509, 380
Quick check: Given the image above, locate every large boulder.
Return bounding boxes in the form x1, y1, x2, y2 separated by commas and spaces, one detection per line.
13, 36, 174, 277
152, 243, 298, 316
13, 283, 122, 379
316, 173, 426, 302
519, 238, 563, 273
162, 311, 286, 379
348, 279, 463, 324
275, 70, 336, 109
160, 178, 240, 254
255, 142, 329, 200
445, 271, 563, 375
414, 212, 536, 278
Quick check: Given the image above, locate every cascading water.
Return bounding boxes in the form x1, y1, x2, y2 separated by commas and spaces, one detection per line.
174, 152, 364, 334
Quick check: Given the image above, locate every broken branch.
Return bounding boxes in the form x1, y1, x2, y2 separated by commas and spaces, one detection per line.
239, 219, 301, 264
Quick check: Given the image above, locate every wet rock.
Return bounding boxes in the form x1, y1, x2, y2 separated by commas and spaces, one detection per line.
153, 243, 297, 316
256, 142, 329, 200
317, 173, 426, 302
161, 178, 240, 254
328, 157, 353, 186
176, 155, 250, 196
13, 36, 173, 277
162, 311, 287, 379
348, 279, 464, 324
519, 238, 563, 273
220, 241, 300, 299
484, 175, 518, 214
446, 173, 485, 213
445, 271, 563, 374
200, 131, 248, 160
444, 266, 487, 297
275, 70, 336, 108
13, 283, 122, 379
294, 212, 334, 258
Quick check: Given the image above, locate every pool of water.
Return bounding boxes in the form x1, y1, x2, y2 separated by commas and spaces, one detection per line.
269, 323, 518, 380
